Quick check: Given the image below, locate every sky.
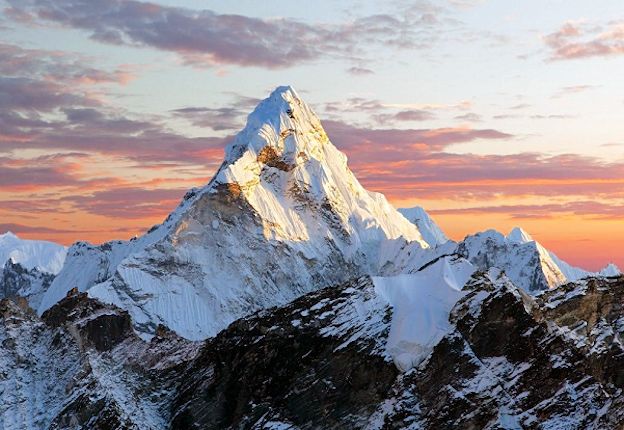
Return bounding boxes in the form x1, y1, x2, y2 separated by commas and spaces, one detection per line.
0, 0, 623, 270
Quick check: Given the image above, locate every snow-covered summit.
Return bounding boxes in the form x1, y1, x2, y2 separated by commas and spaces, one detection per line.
457, 229, 568, 292
398, 206, 448, 247
599, 263, 621, 277
505, 226, 620, 282
220, 86, 326, 167
41, 86, 430, 339
506, 226, 534, 244
457, 226, 620, 292
208, 85, 426, 248
0, 232, 66, 274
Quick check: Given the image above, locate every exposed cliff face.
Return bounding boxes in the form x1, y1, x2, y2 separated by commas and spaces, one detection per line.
169, 273, 624, 430
378, 273, 615, 429
170, 276, 396, 429
536, 276, 624, 389
0, 292, 201, 430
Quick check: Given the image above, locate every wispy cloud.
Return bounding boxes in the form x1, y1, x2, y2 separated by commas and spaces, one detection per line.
544, 21, 624, 61
551, 84, 597, 98
6, 0, 454, 69
346, 66, 375, 75
323, 120, 624, 203
0, 222, 138, 235
429, 201, 624, 220
0, 43, 134, 85
61, 186, 190, 219
171, 94, 260, 131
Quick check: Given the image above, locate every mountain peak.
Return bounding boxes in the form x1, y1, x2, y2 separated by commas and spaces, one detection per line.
398, 206, 449, 247
507, 227, 534, 244
599, 263, 621, 277
41, 85, 429, 338
0, 231, 17, 240
219, 85, 329, 174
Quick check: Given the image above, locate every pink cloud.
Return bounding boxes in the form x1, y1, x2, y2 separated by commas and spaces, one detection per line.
545, 21, 624, 60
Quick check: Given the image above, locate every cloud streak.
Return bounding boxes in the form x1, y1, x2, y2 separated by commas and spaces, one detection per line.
6, 0, 451, 69
429, 201, 624, 220
323, 120, 624, 202
545, 21, 624, 61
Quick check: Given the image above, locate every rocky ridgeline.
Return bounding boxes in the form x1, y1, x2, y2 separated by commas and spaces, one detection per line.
1, 274, 623, 429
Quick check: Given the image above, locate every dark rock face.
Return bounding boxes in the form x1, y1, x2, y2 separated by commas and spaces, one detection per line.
42, 291, 135, 352
371, 274, 624, 429
537, 276, 624, 390
0, 293, 201, 430
171, 277, 396, 429
171, 273, 624, 429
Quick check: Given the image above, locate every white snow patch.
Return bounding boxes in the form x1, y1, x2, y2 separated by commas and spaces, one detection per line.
0, 232, 66, 274
373, 256, 476, 371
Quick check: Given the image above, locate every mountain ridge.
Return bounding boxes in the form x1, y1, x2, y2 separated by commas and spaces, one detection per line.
7, 85, 616, 341
38, 86, 431, 340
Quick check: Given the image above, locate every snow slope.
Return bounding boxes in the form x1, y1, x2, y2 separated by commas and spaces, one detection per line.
599, 263, 621, 277
0, 232, 66, 274
373, 256, 476, 371
40, 86, 429, 340
398, 206, 448, 247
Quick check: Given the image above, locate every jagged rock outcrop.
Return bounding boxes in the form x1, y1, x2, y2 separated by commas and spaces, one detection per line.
0, 259, 55, 309
0, 292, 200, 430
367, 273, 624, 429
170, 273, 624, 429
170, 277, 395, 429
3, 267, 624, 428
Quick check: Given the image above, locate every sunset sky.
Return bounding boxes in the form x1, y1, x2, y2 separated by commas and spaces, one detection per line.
1, 0, 623, 270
